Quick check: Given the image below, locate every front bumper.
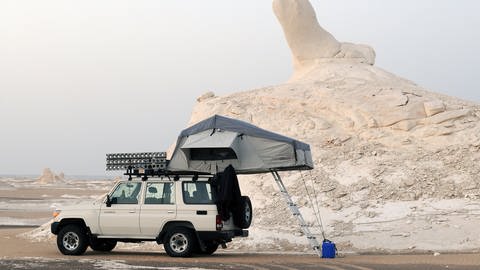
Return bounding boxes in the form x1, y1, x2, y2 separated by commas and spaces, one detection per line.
51, 221, 60, 235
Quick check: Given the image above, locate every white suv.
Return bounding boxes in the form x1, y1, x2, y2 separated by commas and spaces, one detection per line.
51, 176, 251, 257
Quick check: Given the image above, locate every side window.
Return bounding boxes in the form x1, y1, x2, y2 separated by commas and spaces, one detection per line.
110, 182, 142, 204
183, 182, 215, 204
144, 182, 175, 205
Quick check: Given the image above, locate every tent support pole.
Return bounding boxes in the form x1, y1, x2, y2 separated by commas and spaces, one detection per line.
271, 170, 322, 257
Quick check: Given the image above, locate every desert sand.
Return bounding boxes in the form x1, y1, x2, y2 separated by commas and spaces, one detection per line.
2, 228, 480, 269
2, 176, 480, 269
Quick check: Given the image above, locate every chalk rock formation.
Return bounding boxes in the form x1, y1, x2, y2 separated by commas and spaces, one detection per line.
273, 0, 375, 80
185, 0, 480, 253
37, 168, 65, 184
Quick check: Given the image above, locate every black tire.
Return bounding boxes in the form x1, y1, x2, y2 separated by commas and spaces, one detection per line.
163, 227, 196, 257
233, 196, 253, 229
90, 238, 117, 252
197, 240, 219, 255
56, 224, 88, 255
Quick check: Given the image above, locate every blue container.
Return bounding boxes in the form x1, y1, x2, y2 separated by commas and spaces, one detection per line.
321, 240, 336, 258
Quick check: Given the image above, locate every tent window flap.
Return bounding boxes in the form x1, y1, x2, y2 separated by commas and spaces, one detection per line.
189, 148, 238, 161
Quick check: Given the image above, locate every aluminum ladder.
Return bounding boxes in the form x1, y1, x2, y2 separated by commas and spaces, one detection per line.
271, 170, 322, 257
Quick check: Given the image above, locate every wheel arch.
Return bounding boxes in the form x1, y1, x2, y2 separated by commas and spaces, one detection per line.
55, 218, 91, 235
157, 221, 196, 244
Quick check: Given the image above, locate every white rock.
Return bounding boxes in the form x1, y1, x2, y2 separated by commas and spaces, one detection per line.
272, 0, 340, 66
174, 0, 480, 255
197, 91, 215, 102
403, 178, 416, 187
424, 100, 445, 117
424, 109, 471, 125
392, 120, 417, 131
337, 43, 376, 65
272, 0, 375, 79
37, 168, 65, 184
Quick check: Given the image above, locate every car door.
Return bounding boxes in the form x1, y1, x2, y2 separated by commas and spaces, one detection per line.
177, 181, 218, 231
139, 181, 177, 237
99, 181, 142, 236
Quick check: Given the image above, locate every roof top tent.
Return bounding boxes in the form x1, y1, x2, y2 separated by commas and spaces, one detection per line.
168, 115, 322, 256
168, 115, 313, 174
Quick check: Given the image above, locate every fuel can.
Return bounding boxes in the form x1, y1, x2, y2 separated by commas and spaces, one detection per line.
321, 239, 336, 258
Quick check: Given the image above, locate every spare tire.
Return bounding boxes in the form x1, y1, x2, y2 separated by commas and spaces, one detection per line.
233, 196, 252, 229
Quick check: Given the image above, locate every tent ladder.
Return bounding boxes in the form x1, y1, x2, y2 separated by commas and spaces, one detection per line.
271, 170, 322, 257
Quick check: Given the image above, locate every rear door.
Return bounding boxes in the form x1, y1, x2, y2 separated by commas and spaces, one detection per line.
177, 181, 218, 231
99, 181, 142, 236
139, 181, 177, 237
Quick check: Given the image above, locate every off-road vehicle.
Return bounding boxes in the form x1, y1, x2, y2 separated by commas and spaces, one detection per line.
51, 171, 252, 257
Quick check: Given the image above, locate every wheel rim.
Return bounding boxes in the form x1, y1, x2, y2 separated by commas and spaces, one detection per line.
62, 232, 80, 251
169, 233, 188, 253
245, 202, 251, 222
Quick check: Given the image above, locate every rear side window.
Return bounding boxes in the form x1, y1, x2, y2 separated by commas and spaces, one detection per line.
182, 182, 215, 204
144, 182, 175, 204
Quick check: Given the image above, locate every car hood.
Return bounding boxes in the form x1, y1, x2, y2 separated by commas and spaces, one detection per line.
58, 199, 102, 211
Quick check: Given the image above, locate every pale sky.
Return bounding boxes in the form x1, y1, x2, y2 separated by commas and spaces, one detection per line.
1, 0, 479, 176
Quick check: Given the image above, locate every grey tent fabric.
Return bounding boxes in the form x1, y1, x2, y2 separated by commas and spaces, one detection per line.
168, 115, 314, 174
179, 115, 310, 150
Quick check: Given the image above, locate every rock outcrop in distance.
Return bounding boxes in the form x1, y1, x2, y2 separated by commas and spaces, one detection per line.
187, 0, 480, 253
37, 168, 65, 185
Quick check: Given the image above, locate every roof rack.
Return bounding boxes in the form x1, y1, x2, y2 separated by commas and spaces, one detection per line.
106, 152, 167, 171
106, 152, 211, 181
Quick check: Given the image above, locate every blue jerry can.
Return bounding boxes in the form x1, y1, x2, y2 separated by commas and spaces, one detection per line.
321, 240, 336, 258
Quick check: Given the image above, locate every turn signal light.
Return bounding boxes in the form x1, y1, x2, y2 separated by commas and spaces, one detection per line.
52, 210, 61, 218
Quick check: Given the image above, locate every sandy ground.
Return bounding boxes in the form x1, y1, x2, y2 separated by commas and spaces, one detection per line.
0, 178, 109, 226
2, 178, 480, 269
2, 227, 480, 270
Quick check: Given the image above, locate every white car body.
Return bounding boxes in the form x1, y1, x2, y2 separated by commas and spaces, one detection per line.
51, 176, 249, 257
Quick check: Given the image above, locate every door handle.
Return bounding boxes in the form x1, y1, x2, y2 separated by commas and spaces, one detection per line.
167, 211, 175, 214
104, 211, 115, 214
129, 210, 136, 213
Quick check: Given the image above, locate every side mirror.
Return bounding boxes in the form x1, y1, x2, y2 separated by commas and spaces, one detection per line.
106, 195, 112, 207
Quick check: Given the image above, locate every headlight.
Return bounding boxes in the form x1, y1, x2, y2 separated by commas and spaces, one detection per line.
52, 210, 61, 218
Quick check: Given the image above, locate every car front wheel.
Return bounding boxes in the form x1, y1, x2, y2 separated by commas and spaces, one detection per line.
57, 224, 88, 255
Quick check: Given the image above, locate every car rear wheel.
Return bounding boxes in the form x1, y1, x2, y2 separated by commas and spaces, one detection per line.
163, 227, 196, 257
